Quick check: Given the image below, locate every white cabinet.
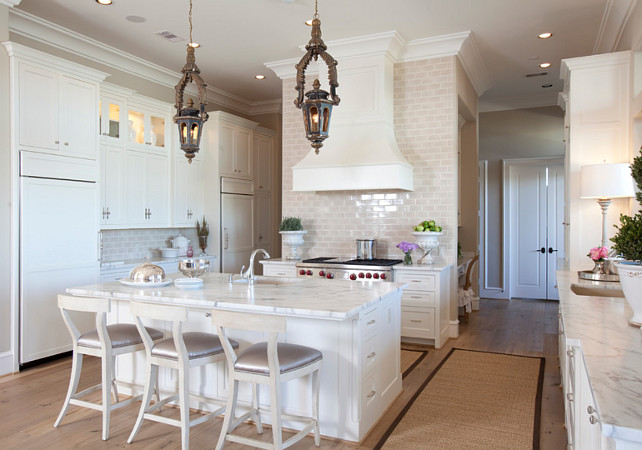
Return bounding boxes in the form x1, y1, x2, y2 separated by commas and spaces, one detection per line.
18, 62, 100, 159
254, 129, 275, 193
174, 154, 203, 227
211, 111, 258, 180
99, 143, 125, 227
254, 194, 272, 255
260, 259, 297, 278
124, 150, 170, 227
99, 94, 127, 144
394, 264, 451, 349
127, 103, 170, 153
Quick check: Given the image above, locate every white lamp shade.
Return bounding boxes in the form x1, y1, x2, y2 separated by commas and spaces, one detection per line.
580, 163, 635, 199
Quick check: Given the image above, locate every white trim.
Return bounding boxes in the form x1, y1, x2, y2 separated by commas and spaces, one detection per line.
561, 51, 631, 82
0, 351, 14, 376
593, 0, 639, 54
479, 92, 560, 113
0, 0, 21, 7
456, 32, 492, 97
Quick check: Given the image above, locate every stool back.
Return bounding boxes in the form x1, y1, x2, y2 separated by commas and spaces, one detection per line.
464, 254, 479, 291
130, 301, 189, 362
58, 294, 111, 349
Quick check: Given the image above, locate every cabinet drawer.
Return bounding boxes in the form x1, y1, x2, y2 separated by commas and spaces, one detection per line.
361, 308, 379, 340
395, 272, 436, 291
402, 291, 435, 307
362, 372, 378, 411
362, 336, 378, 379
401, 307, 435, 338
263, 265, 296, 277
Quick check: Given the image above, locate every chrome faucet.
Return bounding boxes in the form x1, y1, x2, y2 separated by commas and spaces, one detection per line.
240, 248, 271, 283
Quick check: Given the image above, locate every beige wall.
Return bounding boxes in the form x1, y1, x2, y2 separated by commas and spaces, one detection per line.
479, 106, 565, 286
281, 56, 459, 263
0, 5, 10, 357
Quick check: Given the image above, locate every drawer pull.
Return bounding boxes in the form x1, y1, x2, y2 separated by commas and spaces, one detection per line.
410, 319, 422, 323
410, 296, 423, 299
587, 405, 596, 414
205, 312, 212, 318
367, 352, 376, 359
567, 393, 573, 402
589, 415, 599, 425
411, 280, 423, 283
367, 319, 376, 325
367, 390, 376, 398
567, 349, 574, 357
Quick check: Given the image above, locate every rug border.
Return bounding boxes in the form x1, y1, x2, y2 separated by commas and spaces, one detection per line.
374, 348, 546, 450
401, 348, 429, 379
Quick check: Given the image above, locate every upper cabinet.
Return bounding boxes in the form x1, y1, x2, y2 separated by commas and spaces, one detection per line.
211, 111, 258, 180
127, 100, 170, 153
174, 152, 204, 228
254, 127, 275, 193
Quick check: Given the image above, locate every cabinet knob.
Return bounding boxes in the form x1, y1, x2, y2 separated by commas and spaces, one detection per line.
567, 349, 574, 357
54, 140, 60, 144
64, 142, 69, 146
367, 319, 376, 325
205, 312, 211, 318
567, 393, 573, 402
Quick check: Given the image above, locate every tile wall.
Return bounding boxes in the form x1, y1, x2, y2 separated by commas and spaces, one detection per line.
281, 57, 458, 260
101, 228, 201, 262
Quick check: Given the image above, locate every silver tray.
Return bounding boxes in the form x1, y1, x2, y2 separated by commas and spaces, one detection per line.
577, 271, 620, 282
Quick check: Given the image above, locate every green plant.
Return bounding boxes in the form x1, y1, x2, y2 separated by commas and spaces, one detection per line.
279, 216, 303, 231
196, 216, 209, 237
611, 146, 642, 261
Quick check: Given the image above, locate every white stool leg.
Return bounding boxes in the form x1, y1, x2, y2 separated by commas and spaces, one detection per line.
128, 362, 157, 444
101, 353, 112, 440
312, 369, 321, 446
54, 352, 83, 427
178, 366, 190, 450
111, 355, 119, 403
252, 383, 263, 434
216, 378, 239, 450
270, 383, 283, 449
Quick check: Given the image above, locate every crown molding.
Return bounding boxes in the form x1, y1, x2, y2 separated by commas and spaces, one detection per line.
8, 8, 280, 117
456, 32, 492, 97
478, 92, 560, 113
0, 1, 21, 7
561, 50, 631, 81
593, 0, 639, 54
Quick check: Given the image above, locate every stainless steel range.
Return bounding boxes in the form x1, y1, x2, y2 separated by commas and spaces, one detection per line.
296, 257, 402, 282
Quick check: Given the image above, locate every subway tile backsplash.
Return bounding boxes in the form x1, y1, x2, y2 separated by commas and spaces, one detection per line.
101, 228, 200, 262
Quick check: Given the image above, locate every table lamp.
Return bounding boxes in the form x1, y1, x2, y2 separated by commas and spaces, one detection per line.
580, 163, 635, 249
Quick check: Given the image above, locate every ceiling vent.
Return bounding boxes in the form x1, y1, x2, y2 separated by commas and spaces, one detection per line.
525, 72, 548, 78
155, 31, 184, 43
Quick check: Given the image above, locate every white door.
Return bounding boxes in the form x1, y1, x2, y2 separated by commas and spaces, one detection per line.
60, 76, 96, 159
221, 193, 254, 273
19, 63, 59, 151
509, 161, 564, 300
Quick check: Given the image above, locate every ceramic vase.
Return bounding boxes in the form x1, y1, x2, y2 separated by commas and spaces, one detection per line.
280, 230, 307, 260
614, 262, 642, 326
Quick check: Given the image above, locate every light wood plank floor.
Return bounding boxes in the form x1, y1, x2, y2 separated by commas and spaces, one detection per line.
0, 298, 566, 449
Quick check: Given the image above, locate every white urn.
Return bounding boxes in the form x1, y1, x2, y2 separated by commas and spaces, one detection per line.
614, 262, 642, 326
280, 230, 307, 260
411, 231, 443, 264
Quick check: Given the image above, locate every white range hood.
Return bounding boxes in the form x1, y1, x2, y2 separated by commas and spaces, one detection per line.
270, 32, 414, 192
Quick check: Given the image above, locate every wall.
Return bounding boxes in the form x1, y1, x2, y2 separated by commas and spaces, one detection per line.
281, 56, 458, 264
0, 5, 11, 369
479, 106, 565, 286
101, 228, 201, 262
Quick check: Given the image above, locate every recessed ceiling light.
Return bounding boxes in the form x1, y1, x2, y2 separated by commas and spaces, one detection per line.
542, 83, 553, 88
538, 32, 553, 39
96, 0, 112, 4
305, 19, 313, 26
126, 15, 146, 23
255, 75, 266, 80
539, 62, 551, 68
188, 42, 200, 48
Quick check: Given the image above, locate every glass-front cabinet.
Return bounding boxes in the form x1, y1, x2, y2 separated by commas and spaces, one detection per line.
127, 106, 168, 152
99, 97, 124, 141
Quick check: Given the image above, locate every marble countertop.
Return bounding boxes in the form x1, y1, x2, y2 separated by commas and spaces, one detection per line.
392, 258, 452, 272
68, 272, 407, 321
556, 269, 642, 440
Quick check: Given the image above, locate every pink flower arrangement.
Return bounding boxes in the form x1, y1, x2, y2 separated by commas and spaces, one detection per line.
396, 241, 419, 254
587, 246, 609, 262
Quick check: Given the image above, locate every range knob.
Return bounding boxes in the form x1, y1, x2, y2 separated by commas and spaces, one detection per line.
373, 273, 380, 279
319, 270, 325, 277
306, 270, 313, 276
366, 273, 372, 279
381, 273, 386, 280
326, 272, 334, 279
349, 273, 357, 280
358, 272, 365, 278
299, 269, 306, 275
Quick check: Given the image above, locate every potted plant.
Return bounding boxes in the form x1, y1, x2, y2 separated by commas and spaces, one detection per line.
612, 147, 642, 326
279, 217, 307, 260
196, 216, 209, 256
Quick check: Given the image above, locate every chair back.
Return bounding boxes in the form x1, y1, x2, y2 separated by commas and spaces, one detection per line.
130, 301, 188, 362
57, 295, 111, 347
464, 254, 479, 291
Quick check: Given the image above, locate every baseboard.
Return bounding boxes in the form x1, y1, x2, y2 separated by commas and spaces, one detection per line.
0, 351, 15, 376
472, 296, 480, 310
481, 288, 508, 299
449, 320, 459, 338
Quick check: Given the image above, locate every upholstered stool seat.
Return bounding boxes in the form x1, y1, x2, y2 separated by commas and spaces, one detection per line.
54, 295, 163, 441
78, 324, 162, 349
150, 332, 238, 360
235, 342, 322, 376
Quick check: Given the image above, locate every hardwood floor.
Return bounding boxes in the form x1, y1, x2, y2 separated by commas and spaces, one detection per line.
0, 298, 566, 449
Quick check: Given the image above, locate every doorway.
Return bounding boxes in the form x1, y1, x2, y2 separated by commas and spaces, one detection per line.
504, 158, 564, 300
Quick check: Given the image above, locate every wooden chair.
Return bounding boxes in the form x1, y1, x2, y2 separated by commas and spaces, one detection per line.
54, 294, 163, 440
212, 309, 323, 450
127, 301, 239, 450
458, 254, 479, 323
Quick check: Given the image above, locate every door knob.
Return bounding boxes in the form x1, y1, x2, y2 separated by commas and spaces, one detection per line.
548, 247, 557, 253
537, 247, 545, 253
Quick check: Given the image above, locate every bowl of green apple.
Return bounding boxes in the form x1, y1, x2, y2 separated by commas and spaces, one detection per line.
411, 220, 443, 263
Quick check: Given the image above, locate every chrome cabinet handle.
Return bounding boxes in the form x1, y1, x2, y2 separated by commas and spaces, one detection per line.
410, 319, 422, 323
567, 349, 574, 357
205, 312, 211, 318
64, 142, 69, 146
367, 352, 376, 359
367, 390, 376, 398
106, 207, 110, 219
367, 319, 376, 325
567, 393, 573, 402
587, 405, 596, 414
589, 415, 599, 425
224, 228, 229, 250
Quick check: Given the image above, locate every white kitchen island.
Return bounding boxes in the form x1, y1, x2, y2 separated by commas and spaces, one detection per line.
67, 273, 406, 442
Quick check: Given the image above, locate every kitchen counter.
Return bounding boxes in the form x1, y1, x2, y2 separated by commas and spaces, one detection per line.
557, 269, 642, 444
100, 254, 217, 271
66, 273, 406, 441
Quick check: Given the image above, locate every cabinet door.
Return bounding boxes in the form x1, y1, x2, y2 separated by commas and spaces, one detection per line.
127, 109, 146, 147
174, 156, 203, 227
145, 153, 170, 226
124, 150, 147, 225
255, 194, 272, 251
100, 96, 125, 142
100, 144, 124, 227
148, 113, 167, 152
219, 123, 236, 176
19, 63, 59, 151
254, 133, 273, 193
235, 127, 252, 179
60, 76, 97, 159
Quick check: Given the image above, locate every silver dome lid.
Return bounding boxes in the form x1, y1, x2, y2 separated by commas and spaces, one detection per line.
129, 260, 166, 283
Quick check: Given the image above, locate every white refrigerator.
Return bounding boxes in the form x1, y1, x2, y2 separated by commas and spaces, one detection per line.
220, 177, 254, 274
20, 153, 99, 365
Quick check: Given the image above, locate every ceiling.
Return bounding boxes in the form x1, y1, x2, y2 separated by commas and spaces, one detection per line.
11, 0, 631, 111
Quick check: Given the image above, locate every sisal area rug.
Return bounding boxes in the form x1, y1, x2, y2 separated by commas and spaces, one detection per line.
377, 348, 545, 450
400, 345, 429, 378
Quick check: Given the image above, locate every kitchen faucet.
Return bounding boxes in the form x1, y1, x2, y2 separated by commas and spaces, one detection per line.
240, 249, 271, 283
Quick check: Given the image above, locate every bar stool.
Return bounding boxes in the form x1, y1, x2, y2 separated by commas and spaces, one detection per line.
54, 294, 163, 441
212, 310, 323, 450
127, 301, 239, 450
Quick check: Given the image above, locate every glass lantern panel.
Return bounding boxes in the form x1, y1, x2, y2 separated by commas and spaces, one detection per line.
108, 103, 120, 138
180, 122, 188, 145
190, 123, 199, 146
128, 110, 145, 144
322, 107, 330, 133
310, 106, 320, 133
150, 115, 165, 147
